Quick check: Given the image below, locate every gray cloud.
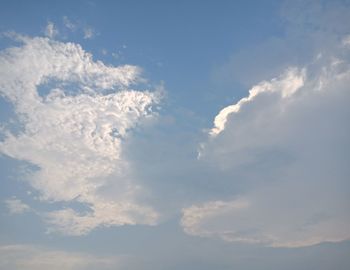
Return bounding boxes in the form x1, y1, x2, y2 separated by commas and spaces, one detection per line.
183, 41, 350, 247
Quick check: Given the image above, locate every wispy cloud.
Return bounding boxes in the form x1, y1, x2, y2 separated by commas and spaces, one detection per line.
0, 244, 122, 270
62, 16, 76, 31
61, 16, 97, 40
44, 22, 58, 39
4, 198, 30, 214
44, 17, 97, 40
83, 27, 95, 39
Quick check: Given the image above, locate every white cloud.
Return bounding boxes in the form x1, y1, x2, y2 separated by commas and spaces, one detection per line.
0, 35, 160, 235
185, 42, 350, 247
209, 68, 305, 136
44, 22, 58, 39
4, 198, 30, 214
0, 244, 121, 270
45, 201, 158, 236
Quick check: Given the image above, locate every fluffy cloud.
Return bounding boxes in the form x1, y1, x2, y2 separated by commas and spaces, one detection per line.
184, 42, 350, 247
0, 245, 121, 270
0, 35, 160, 235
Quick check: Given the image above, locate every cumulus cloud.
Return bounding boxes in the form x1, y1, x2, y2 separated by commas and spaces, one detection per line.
0, 244, 121, 270
4, 198, 30, 214
185, 41, 350, 247
210, 68, 305, 136
0, 35, 160, 235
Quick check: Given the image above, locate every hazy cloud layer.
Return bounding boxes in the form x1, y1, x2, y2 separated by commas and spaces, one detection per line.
0, 245, 122, 270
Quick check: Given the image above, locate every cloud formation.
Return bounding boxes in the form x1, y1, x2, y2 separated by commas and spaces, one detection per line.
4, 198, 30, 214
44, 22, 58, 39
83, 27, 95, 39
0, 35, 160, 235
209, 68, 305, 136
185, 42, 350, 247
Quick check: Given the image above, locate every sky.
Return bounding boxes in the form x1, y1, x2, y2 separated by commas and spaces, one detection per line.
0, 0, 350, 269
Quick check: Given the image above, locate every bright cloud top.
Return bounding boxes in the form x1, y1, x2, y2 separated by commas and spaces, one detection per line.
185, 43, 350, 247
209, 68, 305, 136
0, 35, 160, 235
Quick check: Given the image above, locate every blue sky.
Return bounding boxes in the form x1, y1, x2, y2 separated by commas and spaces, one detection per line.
0, 1, 350, 269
